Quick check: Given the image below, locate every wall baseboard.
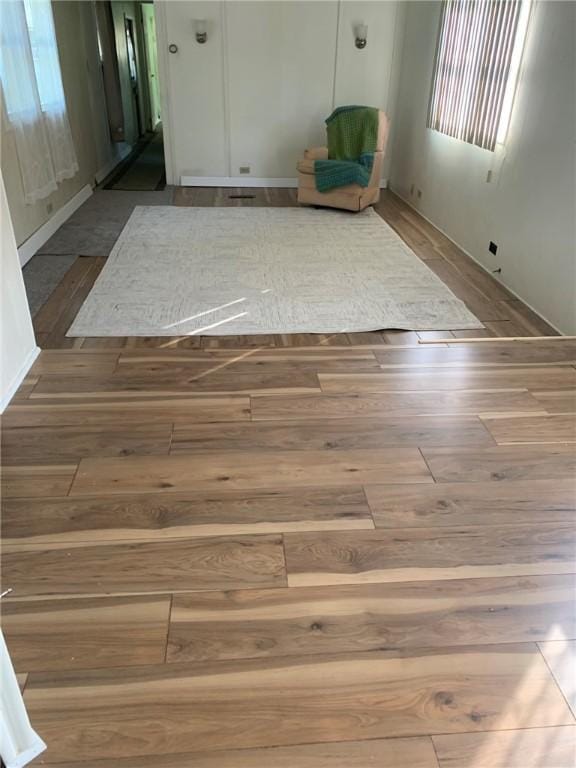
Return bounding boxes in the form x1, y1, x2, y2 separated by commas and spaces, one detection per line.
393, 189, 564, 336
17, 184, 93, 268
180, 177, 390, 189
181, 176, 298, 188
0, 345, 40, 414
95, 143, 133, 185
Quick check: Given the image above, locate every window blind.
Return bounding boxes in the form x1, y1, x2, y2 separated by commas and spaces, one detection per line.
428, 0, 525, 151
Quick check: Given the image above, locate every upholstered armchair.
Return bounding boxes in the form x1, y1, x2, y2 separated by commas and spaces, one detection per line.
297, 110, 390, 212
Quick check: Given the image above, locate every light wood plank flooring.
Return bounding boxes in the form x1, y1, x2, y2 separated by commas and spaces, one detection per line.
2, 190, 574, 766
2, 337, 575, 767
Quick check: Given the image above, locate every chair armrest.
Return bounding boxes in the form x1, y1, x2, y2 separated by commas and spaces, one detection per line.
304, 146, 328, 160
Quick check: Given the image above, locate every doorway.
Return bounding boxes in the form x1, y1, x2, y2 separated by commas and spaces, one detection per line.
101, 1, 166, 191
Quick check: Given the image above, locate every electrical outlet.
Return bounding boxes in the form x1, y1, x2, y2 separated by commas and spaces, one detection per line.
239, 166, 251, 175
489, 241, 498, 255
417, 189, 422, 199
46, 202, 53, 214
486, 169, 493, 183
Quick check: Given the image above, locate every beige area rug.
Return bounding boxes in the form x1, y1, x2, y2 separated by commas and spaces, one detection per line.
67, 207, 483, 337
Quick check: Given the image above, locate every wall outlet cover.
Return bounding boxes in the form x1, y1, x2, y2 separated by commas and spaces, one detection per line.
239, 166, 251, 175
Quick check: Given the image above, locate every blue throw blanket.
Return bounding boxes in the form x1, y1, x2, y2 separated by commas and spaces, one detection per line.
314, 106, 378, 192
315, 152, 374, 193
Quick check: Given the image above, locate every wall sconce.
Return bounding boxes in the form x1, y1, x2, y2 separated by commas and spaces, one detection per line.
355, 23, 367, 50
194, 19, 207, 44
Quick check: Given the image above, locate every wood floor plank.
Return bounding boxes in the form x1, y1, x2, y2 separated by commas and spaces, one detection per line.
318, 367, 576, 393
30, 352, 120, 375
532, 390, 576, 413
43, 257, 106, 349
1, 465, 77, 499
539, 640, 576, 716
116, 357, 381, 376
422, 444, 576, 482
433, 726, 576, 768
373, 343, 576, 367
117, 348, 379, 365
1, 396, 251, 427
426, 260, 509, 322
501, 299, 560, 336
171, 416, 494, 453
79, 337, 130, 349
167, 574, 576, 664
3, 534, 285, 597
13, 376, 39, 400
2, 595, 171, 672
69, 449, 433, 496
251, 390, 543, 421
23, 644, 574, 763
482, 414, 576, 444
39, 737, 440, 768
2, 487, 373, 545
346, 331, 388, 344
383, 330, 421, 344
284, 524, 576, 587
1, 423, 172, 465
437, 243, 517, 304
364, 479, 576, 528
33, 257, 94, 335
417, 331, 456, 341
201, 334, 277, 349
30, 370, 321, 398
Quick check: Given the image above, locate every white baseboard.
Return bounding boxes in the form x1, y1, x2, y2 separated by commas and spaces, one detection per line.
95, 143, 133, 185
180, 176, 298, 188
180, 177, 390, 189
393, 189, 564, 336
17, 184, 93, 268
0, 345, 40, 413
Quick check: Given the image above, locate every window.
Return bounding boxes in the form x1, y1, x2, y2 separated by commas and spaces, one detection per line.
0, 0, 78, 203
427, 0, 532, 151
23, 0, 68, 112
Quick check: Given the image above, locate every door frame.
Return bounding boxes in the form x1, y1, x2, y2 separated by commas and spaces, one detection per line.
141, 3, 162, 130
152, 0, 176, 184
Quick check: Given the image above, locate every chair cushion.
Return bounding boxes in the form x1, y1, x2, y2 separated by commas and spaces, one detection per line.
297, 158, 315, 175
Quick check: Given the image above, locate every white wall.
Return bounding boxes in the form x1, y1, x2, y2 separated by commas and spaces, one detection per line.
390, 0, 576, 335
159, 0, 401, 183
1, 172, 39, 413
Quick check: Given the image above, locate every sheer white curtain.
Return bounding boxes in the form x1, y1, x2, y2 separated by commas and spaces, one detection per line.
0, 0, 78, 204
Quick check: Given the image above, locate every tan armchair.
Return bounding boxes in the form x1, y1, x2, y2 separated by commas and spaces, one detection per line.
297, 110, 390, 212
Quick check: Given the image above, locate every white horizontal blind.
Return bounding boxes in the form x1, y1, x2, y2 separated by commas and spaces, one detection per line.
428, 0, 523, 151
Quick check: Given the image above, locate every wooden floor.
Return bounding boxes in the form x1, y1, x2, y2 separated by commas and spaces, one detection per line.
2, 336, 575, 766
31, 189, 558, 350
2, 190, 575, 767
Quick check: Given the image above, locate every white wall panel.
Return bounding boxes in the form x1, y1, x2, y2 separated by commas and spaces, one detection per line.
161, 0, 402, 183
335, 1, 398, 111
226, 1, 337, 178
164, 1, 228, 176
